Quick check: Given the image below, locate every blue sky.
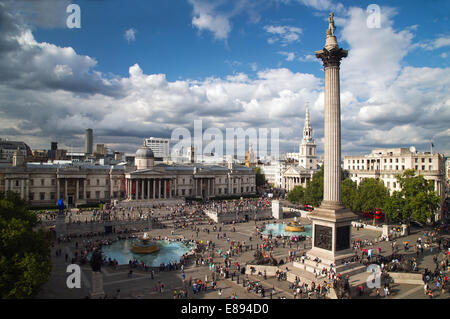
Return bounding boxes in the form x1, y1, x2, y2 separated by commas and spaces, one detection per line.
31, 0, 449, 80
0, 0, 449, 156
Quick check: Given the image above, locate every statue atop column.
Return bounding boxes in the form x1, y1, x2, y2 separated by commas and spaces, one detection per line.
90, 248, 103, 272
327, 12, 335, 37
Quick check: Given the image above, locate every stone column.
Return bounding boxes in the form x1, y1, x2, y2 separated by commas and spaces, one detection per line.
20, 179, 24, 200
147, 179, 150, 199
83, 179, 87, 201
5, 179, 9, 192
157, 179, 161, 199
135, 179, 139, 200
153, 179, 156, 199
26, 179, 29, 201
76, 179, 79, 203
316, 36, 348, 210
305, 14, 357, 264
65, 179, 68, 201
193, 177, 197, 197
110, 177, 113, 199
141, 179, 145, 200
175, 177, 178, 197
163, 180, 167, 199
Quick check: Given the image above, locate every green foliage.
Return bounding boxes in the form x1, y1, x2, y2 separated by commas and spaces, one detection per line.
304, 166, 324, 207
353, 178, 389, 213
254, 167, 267, 187
0, 191, 51, 299
384, 169, 441, 224
383, 190, 404, 224
287, 185, 305, 204
341, 178, 358, 211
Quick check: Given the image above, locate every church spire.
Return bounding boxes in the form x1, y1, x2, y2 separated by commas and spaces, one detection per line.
303, 102, 313, 142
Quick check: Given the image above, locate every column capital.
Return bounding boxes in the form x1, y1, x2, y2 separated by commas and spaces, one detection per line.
315, 47, 348, 68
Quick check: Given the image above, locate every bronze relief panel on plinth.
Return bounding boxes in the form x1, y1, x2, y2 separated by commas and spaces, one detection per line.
314, 225, 332, 251
335, 225, 350, 251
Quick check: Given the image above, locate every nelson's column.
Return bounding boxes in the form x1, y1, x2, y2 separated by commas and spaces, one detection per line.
306, 13, 358, 265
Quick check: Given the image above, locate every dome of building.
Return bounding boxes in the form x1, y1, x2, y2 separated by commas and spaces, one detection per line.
135, 146, 154, 159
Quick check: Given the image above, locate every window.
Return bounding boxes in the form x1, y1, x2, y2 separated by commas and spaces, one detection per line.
15, 180, 19, 187
30, 179, 34, 186
96, 179, 100, 186
429, 165, 432, 171
29, 193, 34, 201
415, 158, 418, 163
40, 192, 45, 200
86, 191, 90, 199
95, 191, 100, 199
422, 166, 425, 170
182, 189, 185, 196
41, 179, 44, 186
429, 158, 432, 163
51, 179, 55, 186
421, 158, 425, 163
50, 192, 55, 200
415, 165, 418, 170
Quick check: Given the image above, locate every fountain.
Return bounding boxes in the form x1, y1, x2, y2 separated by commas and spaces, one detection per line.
131, 232, 160, 254
285, 221, 305, 232
262, 220, 312, 238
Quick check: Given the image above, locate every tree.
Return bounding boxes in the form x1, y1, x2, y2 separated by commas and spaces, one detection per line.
287, 185, 305, 204
353, 178, 390, 225
0, 191, 51, 299
383, 190, 404, 224
341, 178, 358, 211
254, 167, 266, 187
385, 169, 441, 225
304, 166, 324, 207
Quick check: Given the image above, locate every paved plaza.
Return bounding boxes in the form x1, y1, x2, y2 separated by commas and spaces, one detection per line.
35, 202, 450, 300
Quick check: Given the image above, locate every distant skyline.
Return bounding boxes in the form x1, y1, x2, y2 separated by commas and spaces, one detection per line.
0, 0, 449, 156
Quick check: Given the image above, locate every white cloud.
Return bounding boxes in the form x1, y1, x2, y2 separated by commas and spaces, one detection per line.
124, 28, 137, 43
278, 51, 296, 61
188, 0, 266, 41
420, 35, 450, 51
264, 25, 302, 46
1, 3, 449, 156
54, 64, 73, 78
298, 54, 318, 63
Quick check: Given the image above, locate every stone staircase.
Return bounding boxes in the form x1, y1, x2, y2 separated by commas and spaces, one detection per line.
294, 258, 367, 278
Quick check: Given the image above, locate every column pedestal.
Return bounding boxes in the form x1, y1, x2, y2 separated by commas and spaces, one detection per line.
89, 271, 105, 299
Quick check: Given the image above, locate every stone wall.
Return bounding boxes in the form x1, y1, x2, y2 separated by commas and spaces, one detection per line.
386, 272, 423, 285
204, 208, 272, 224
245, 265, 279, 276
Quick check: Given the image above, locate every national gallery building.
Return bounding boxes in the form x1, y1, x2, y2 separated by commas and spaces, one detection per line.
0, 145, 256, 207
